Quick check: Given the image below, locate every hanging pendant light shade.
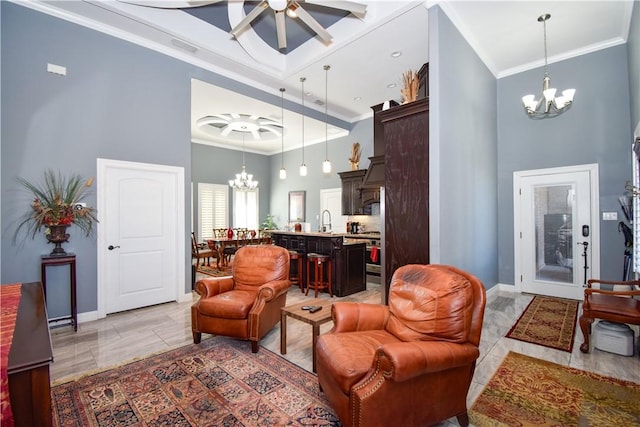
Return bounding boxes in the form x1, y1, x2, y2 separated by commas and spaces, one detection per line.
228, 131, 258, 190
322, 64, 332, 174
521, 14, 575, 119
299, 76, 307, 177
279, 87, 287, 180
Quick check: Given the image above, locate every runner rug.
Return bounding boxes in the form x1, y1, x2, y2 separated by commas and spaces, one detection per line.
51, 337, 340, 426
505, 295, 579, 352
470, 351, 640, 426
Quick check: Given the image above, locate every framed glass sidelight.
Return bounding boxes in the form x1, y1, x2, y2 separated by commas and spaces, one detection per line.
289, 191, 306, 222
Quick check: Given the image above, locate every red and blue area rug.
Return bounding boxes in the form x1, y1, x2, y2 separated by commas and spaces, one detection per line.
52, 337, 340, 426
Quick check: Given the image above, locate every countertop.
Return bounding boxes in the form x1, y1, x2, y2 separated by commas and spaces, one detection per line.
270, 230, 381, 239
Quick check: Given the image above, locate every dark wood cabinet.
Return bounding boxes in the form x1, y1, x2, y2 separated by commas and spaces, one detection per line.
8, 282, 53, 427
338, 170, 366, 215
272, 232, 366, 297
379, 98, 430, 301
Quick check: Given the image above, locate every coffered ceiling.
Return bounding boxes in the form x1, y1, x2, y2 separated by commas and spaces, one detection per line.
19, 1, 635, 154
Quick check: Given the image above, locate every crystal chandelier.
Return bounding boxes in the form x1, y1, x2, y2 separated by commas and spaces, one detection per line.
521, 14, 575, 119
228, 131, 258, 190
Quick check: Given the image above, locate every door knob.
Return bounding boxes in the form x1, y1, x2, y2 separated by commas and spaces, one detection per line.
108, 245, 120, 250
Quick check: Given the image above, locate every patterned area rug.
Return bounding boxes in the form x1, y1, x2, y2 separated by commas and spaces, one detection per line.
506, 295, 578, 352
196, 264, 233, 277
470, 351, 640, 426
52, 337, 340, 426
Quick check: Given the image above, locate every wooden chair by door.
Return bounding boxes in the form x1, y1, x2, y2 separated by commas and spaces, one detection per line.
192, 232, 218, 268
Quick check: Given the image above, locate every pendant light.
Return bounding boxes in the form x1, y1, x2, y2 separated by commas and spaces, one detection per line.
279, 87, 287, 179
322, 65, 332, 174
299, 76, 307, 177
521, 13, 575, 119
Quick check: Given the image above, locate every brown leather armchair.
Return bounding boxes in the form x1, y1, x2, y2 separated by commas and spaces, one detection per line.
191, 245, 291, 352
316, 264, 486, 427
579, 278, 640, 353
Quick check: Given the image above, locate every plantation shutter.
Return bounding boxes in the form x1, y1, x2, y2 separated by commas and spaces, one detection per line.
233, 189, 259, 230
198, 183, 228, 241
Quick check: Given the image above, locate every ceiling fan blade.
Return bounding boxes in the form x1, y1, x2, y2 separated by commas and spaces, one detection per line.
220, 125, 233, 136
211, 114, 232, 121
250, 130, 261, 139
275, 10, 287, 49
302, 0, 366, 16
197, 116, 228, 126
117, 0, 222, 9
295, 5, 332, 43
230, 1, 269, 38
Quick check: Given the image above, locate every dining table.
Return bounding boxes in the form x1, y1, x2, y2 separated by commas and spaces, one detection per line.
206, 235, 272, 267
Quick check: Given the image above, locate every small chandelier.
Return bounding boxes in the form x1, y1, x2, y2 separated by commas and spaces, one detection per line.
229, 131, 258, 190
299, 76, 307, 177
279, 87, 287, 179
521, 13, 575, 119
322, 65, 332, 174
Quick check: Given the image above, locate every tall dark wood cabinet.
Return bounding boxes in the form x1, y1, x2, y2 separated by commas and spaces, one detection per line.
338, 170, 366, 215
380, 98, 429, 300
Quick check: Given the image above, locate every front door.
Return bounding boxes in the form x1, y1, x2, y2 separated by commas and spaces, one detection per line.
514, 164, 599, 300
97, 159, 185, 316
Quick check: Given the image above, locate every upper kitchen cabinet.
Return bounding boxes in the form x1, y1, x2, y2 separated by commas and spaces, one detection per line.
338, 170, 367, 215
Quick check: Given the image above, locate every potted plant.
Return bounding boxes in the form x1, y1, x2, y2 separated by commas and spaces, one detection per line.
13, 169, 98, 255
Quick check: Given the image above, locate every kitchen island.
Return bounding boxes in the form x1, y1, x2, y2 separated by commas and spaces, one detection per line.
271, 231, 366, 297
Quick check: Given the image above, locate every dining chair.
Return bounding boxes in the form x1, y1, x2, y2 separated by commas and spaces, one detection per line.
191, 232, 217, 267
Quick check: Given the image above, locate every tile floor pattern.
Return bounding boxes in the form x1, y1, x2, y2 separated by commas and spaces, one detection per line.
50, 276, 640, 426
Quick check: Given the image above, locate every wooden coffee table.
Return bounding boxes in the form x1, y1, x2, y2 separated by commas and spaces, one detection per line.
281, 298, 333, 372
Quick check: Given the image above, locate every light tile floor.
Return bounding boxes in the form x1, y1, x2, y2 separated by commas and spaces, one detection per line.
50, 276, 640, 426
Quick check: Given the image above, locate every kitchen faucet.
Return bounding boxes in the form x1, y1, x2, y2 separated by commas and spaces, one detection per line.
321, 210, 332, 232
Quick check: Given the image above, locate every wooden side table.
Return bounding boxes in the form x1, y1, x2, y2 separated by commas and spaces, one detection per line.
41, 254, 77, 331
280, 298, 333, 372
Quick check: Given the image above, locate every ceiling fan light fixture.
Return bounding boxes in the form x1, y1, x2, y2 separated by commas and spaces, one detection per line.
522, 13, 575, 119
267, 0, 288, 11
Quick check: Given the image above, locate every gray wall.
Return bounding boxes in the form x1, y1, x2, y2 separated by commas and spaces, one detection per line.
429, 6, 499, 289
1, 3, 193, 317
628, 1, 640, 136
497, 45, 633, 285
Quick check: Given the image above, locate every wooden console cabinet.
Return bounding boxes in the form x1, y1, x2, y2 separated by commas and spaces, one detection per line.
271, 232, 366, 297
8, 282, 53, 427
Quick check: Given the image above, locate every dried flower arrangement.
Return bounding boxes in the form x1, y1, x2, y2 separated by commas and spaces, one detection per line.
401, 69, 419, 104
349, 142, 361, 170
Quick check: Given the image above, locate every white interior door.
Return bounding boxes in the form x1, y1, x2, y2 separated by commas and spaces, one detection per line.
97, 159, 185, 316
514, 164, 599, 300
320, 188, 345, 232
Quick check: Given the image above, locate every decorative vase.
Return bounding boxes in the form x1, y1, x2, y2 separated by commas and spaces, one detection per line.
227, 227, 234, 239
350, 161, 359, 171
46, 224, 70, 255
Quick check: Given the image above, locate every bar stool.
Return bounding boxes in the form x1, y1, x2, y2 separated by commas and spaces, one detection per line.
306, 253, 332, 298
288, 250, 304, 292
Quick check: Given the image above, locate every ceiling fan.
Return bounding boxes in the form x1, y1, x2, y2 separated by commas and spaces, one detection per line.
118, 0, 367, 49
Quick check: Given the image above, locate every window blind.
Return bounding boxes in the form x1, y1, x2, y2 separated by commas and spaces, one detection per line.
198, 183, 228, 241
633, 142, 640, 273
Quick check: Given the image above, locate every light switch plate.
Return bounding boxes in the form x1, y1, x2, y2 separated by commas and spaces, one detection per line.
602, 212, 618, 221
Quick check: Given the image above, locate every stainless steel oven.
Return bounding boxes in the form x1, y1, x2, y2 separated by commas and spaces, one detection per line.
344, 233, 381, 276
365, 238, 381, 276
